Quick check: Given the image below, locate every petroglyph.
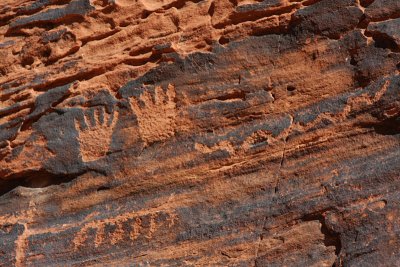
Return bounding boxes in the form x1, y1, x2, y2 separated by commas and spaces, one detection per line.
73, 211, 176, 250
75, 107, 118, 162
129, 84, 177, 146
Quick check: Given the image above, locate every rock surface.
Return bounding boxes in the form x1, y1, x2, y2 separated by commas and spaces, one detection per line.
0, 0, 399, 266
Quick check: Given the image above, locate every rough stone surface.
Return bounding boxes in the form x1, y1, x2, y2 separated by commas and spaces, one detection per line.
0, 0, 399, 266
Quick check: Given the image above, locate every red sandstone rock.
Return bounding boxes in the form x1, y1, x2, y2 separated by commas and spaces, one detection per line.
0, 0, 399, 266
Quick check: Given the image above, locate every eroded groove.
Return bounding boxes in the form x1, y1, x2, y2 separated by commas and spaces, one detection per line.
215, 91, 247, 101
214, 3, 300, 29
357, 116, 400, 135
32, 66, 106, 92
360, 0, 375, 8
300, 212, 342, 257
370, 34, 400, 52
44, 45, 81, 65
0, 169, 84, 197
163, 0, 203, 11
80, 28, 120, 46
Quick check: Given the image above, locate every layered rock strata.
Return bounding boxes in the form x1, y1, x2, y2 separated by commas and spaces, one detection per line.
0, 0, 399, 265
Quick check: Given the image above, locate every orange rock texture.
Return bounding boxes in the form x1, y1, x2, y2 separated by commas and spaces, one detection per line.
0, 0, 400, 266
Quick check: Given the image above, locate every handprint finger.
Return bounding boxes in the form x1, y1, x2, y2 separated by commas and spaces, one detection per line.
154, 86, 165, 105
129, 96, 140, 112
96, 106, 105, 125
166, 84, 176, 102
85, 108, 96, 127
140, 90, 153, 107
108, 109, 119, 128
74, 112, 89, 131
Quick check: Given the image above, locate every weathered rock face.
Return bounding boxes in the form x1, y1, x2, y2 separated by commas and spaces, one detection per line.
0, 0, 399, 265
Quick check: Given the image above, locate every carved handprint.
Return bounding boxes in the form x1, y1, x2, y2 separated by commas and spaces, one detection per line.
75, 107, 118, 162
129, 84, 177, 146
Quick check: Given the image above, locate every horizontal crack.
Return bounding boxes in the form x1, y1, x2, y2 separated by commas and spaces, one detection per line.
0, 169, 86, 197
